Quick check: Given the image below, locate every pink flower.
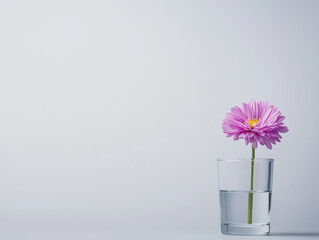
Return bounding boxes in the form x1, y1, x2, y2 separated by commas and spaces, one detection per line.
222, 100, 288, 149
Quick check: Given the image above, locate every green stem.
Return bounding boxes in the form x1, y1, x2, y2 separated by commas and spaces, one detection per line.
248, 145, 255, 224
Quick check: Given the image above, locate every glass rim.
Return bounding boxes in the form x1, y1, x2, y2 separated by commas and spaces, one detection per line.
217, 158, 274, 162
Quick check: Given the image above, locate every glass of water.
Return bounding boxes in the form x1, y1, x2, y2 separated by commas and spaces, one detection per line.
217, 158, 274, 235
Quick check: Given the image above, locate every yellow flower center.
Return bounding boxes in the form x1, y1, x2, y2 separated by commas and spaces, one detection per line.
248, 119, 259, 129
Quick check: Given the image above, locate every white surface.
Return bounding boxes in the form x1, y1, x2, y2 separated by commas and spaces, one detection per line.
0, 0, 319, 239
0, 227, 319, 240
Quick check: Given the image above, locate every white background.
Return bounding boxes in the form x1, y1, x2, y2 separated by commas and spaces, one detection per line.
0, 1, 319, 239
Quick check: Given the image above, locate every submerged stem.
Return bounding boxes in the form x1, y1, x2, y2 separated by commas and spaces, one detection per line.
248, 145, 255, 224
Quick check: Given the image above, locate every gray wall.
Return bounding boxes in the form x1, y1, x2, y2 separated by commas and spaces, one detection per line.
0, 0, 318, 239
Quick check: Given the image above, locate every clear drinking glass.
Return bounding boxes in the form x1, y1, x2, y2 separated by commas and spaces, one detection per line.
217, 158, 274, 235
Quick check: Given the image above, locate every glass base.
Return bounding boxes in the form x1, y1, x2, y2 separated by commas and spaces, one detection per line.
221, 223, 270, 235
